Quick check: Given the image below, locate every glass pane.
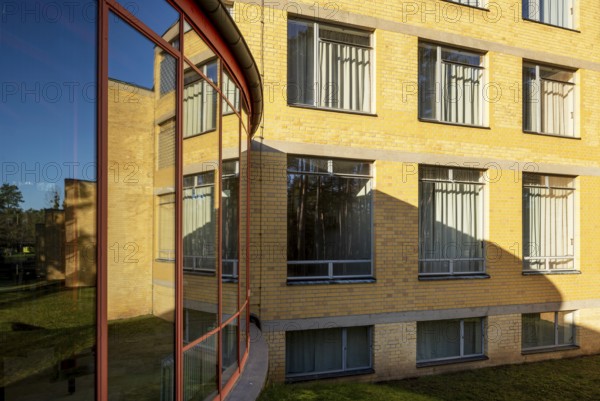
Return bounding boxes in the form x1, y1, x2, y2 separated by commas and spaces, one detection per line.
287, 20, 315, 105
286, 329, 343, 376
557, 311, 575, 345
287, 263, 329, 278
184, 335, 218, 401
115, 0, 180, 46
418, 45, 438, 119
523, 66, 538, 132
441, 48, 481, 66
0, 1, 97, 398
107, 14, 175, 399
332, 262, 372, 277
221, 319, 239, 386
287, 173, 372, 265
417, 320, 461, 361
463, 319, 483, 355
346, 327, 371, 369
522, 313, 556, 348
319, 26, 370, 46
183, 31, 220, 343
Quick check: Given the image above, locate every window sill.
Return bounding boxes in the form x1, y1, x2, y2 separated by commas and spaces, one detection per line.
417, 355, 488, 368
523, 130, 580, 140
285, 368, 374, 383
521, 18, 580, 33
287, 278, 376, 286
419, 274, 490, 281
521, 344, 579, 355
288, 103, 377, 117
441, 0, 489, 12
418, 117, 490, 130
522, 270, 580, 276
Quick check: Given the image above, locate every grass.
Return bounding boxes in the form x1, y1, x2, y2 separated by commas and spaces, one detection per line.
259, 355, 600, 401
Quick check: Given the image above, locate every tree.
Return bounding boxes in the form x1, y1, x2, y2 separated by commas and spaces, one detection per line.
0, 184, 24, 212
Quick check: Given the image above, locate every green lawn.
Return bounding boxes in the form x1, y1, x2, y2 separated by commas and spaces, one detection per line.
259, 355, 600, 401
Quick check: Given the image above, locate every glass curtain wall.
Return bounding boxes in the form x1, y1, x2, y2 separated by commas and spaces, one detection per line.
1, 1, 253, 400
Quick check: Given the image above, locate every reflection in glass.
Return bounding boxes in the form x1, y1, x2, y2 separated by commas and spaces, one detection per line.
0, 0, 97, 399
221, 319, 239, 386
115, 0, 180, 45
184, 335, 217, 401
107, 13, 175, 400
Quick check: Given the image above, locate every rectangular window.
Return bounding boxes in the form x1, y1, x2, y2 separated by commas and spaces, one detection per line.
419, 42, 485, 126
523, 0, 574, 29
288, 19, 372, 113
522, 311, 576, 350
222, 71, 240, 115
523, 174, 575, 271
183, 61, 218, 137
286, 327, 372, 379
419, 166, 485, 275
158, 194, 175, 260
287, 157, 373, 280
523, 64, 576, 137
417, 318, 485, 363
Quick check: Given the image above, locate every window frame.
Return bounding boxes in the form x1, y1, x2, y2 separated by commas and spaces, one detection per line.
418, 165, 487, 277
418, 42, 487, 127
285, 326, 374, 381
287, 18, 374, 114
523, 63, 577, 138
416, 318, 486, 365
522, 173, 576, 273
443, 0, 488, 10
521, 311, 577, 352
183, 59, 219, 138
286, 156, 374, 282
522, 0, 576, 30
157, 193, 176, 261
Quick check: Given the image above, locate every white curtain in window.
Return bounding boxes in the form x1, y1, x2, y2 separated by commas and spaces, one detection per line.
420, 181, 483, 273
524, 187, 574, 270
541, 79, 574, 136
319, 41, 371, 112
183, 185, 215, 270
525, 0, 572, 28
440, 62, 482, 125
183, 79, 216, 137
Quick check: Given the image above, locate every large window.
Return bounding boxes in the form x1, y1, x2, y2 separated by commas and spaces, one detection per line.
287, 157, 373, 280
523, 0, 574, 29
522, 311, 576, 351
419, 166, 485, 276
523, 174, 575, 272
419, 43, 485, 126
288, 19, 372, 113
523, 64, 576, 137
417, 318, 485, 363
286, 327, 372, 379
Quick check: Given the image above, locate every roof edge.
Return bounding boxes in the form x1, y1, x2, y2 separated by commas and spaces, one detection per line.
195, 0, 263, 136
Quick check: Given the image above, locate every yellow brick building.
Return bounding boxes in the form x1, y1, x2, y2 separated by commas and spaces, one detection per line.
230, 0, 600, 381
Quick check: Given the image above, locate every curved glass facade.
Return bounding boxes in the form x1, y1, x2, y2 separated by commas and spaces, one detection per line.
0, 1, 259, 400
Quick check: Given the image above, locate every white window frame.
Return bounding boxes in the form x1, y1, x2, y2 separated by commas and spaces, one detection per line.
287, 18, 373, 113
523, 63, 576, 137
419, 42, 487, 127
285, 326, 373, 379
523, 0, 575, 29
417, 318, 486, 363
418, 166, 486, 276
286, 157, 374, 281
522, 173, 575, 272
522, 311, 576, 351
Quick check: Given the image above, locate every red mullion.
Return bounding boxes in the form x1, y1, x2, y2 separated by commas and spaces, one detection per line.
105, 0, 179, 59
175, 15, 185, 401
96, 1, 109, 401
237, 113, 242, 378
217, 61, 224, 399
245, 103, 252, 359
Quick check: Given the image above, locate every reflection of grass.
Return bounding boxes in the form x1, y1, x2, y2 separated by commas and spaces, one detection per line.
0, 286, 95, 387
259, 355, 600, 401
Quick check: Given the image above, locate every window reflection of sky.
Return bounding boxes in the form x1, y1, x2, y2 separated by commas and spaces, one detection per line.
0, 1, 177, 209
